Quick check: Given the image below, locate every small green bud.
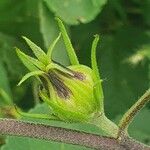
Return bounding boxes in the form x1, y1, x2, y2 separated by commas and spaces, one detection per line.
17, 18, 103, 123
39, 62, 97, 122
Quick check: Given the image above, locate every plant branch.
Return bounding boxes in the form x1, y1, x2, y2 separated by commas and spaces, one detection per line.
118, 88, 150, 138
0, 118, 149, 150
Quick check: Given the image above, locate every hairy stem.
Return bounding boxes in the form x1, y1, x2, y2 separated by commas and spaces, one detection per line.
90, 114, 119, 138
118, 88, 150, 138
0, 118, 149, 150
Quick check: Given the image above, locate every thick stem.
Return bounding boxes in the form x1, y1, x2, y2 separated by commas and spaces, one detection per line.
118, 88, 150, 138
90, 113, 119, 138
0, 118, 150, 150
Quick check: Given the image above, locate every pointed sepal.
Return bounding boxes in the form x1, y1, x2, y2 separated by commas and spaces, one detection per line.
22, 36, 49, 65
16, 48, 39, 71
91, 35, 104, 112
18, 71, 44, 86
55, 17, 79, 65
16, 48, 46, 71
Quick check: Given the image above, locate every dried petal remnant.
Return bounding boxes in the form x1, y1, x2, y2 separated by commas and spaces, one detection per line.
72, 71, 85, 80
48, 71, 71, 99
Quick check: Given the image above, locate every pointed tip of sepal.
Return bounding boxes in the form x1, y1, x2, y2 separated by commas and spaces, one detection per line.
22, 36, 29, 44
15, 47, 21, 53
22, 36, 34, 47
22, 36, 33, 47
55, 16, 61, 22
17, 71, 44, 87
17, 81, 20, 86
21, 36, 49, 65
17, 79, 23, 86
22, 36, 27, 40
58, 32, 62, 37
17, 79, 24, 86
55, 17, 79, 65
93, 34, 100, 42
94, 34, 99, 37
15, 48, 25, 59
15, 47, 26, 59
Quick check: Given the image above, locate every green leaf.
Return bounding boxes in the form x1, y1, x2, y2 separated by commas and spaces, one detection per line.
22, 36, 49, 65
56, 17, 79, 65
18, 71, 44, 86
128, 108, 150, 145
141, 0, 150, 26
0, 33, 24, 77
1, 103, 103, 150
0, 0, 41, 43
16, 48, 46, 71
39, 2, 69, 66
0, 89, 12, 105
0, 33, 30, 104
100, 29, 149, 118
44, 0, 107, 25
0, 62, 12, 105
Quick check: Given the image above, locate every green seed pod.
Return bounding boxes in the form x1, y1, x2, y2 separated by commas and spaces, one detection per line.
16, 17, 104, 123
39, 62, 97, 122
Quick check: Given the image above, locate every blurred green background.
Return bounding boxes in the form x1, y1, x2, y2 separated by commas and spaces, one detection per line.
0, 0, 150, 149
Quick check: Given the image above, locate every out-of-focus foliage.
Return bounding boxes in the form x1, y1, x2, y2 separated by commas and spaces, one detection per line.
44, 0, 107, 25
0, 0, 149, 149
